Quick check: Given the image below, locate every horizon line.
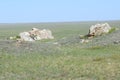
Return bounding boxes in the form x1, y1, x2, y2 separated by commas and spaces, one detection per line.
0, 20, 120, 24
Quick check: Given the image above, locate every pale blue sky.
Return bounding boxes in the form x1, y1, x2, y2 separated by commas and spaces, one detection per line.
0, 0, 120, 23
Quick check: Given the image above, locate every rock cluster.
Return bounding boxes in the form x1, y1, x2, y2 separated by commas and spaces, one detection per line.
19, 28, 54, 41
87, 23, 111, 37
80, 23, 112, 43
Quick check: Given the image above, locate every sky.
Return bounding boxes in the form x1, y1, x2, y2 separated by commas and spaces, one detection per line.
0, 0, 120, 23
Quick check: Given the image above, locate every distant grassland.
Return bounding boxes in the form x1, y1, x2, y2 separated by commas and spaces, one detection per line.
0, 22, 89, 40
0, 21, 120, 80
0, 20, 120, 40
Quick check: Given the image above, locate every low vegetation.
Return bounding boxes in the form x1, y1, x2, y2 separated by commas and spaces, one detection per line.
0, 21, 120, 80
109, 27, 118, 33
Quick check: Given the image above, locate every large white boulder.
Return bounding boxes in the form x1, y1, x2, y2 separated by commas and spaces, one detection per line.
29, 28, 54, 40
39, 29, 54, 39
88, 23, 111, 37
19, 32, 34, 41
18, 28, 54, 41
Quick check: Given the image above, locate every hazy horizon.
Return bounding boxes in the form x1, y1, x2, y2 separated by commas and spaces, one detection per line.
0, 20, 120, 24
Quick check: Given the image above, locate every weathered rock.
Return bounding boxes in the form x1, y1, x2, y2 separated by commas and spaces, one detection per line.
29, 28, 54, 40
39, 29, 54, 39
19, 32, 34, 41
88, 23, 111, 37
18, 28, 54, 41
29, 28, 41, 40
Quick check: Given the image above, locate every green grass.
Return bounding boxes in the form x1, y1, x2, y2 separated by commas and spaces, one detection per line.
0, 45, 120, 80
108, 27, 116, 33
0, 21, 120, 80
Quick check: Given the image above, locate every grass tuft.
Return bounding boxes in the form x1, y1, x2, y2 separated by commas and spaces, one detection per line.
108, 27, 116, 33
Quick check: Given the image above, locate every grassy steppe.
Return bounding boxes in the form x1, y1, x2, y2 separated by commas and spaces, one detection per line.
0, 21, 120, 80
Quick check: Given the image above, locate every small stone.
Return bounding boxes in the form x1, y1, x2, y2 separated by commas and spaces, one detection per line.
113, 41, 120, 44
